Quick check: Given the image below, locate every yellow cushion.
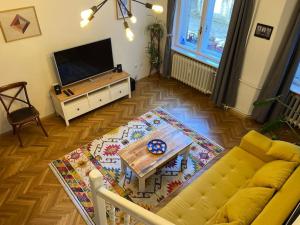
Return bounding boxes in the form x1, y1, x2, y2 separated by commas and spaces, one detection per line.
205, 207, 228, 224
249, 160, 298, 190
205, 209, 244, 225
239, 130, 274, 162
267, 141, 300, 163
226, 187, 275, 224
215, 222, 243, 225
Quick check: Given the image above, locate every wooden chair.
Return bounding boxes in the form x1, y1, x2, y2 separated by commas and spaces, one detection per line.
0, 82, 48, 147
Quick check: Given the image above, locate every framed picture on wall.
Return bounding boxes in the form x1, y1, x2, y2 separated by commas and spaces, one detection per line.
254, 23, 273, 40
0, 6, 42, 43
116, 0, 131, 20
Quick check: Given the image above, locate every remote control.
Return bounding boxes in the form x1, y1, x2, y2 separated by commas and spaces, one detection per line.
63, 90, 71, 96
67, 89, 74, 95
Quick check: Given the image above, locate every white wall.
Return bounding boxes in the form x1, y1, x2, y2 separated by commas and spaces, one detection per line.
234, 0, 298, 115
0, 0, 166, 134
156, 0, 168, 73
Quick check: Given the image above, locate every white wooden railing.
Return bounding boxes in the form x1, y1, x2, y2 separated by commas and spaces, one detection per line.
89, 169, 175, 225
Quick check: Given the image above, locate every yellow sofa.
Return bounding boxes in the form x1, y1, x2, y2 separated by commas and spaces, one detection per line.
157, 130, 300, 225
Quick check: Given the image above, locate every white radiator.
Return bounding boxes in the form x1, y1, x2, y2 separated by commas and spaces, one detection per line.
285, 93, 300, 128
171, 53, 217, 94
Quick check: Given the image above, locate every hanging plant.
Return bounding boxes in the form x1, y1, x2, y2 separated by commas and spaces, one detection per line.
146, 19, 164, 75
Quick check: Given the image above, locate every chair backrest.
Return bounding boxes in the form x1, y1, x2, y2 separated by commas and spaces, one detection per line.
0, 82, 31, 114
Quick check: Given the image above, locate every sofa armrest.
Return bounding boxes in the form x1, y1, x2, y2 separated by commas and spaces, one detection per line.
239, 130, 274, 162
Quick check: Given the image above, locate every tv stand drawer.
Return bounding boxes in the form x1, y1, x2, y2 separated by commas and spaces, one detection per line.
110, 81, 129, 101
64, 97, 89, 119
89, 88, 110, 109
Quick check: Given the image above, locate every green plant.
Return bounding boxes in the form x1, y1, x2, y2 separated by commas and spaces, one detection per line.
253, 95, 300, 141
146, 20, 164, 74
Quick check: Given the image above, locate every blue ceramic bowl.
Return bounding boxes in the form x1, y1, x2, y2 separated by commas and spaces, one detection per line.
147, 139, 167, 155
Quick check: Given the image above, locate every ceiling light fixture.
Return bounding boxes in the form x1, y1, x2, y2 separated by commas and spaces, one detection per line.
80, 0, 163, 41
132, 0, 164, 14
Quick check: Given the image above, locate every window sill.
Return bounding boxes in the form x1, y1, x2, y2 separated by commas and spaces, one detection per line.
172, 46, 219, 69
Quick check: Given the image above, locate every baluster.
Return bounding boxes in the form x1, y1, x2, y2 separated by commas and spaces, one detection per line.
89, 169, 108, 225
124, 213, 130, 225
109, 205, 116, 225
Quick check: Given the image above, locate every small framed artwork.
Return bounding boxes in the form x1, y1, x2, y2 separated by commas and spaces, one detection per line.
254, 23, 273, 40
0, 6, 42, 43
116, 0, 131, 20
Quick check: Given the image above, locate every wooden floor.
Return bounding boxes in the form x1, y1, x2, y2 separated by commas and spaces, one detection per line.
0, 74, 283, 225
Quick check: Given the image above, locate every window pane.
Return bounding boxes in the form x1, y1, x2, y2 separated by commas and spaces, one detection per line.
203, 0, 235, 57
291, 63, 300, 94
178, 0, 204, 50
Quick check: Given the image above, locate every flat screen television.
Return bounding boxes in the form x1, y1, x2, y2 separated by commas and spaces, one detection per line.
53, 38, 114, 87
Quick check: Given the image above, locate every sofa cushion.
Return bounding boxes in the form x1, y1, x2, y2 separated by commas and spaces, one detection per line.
206, 187, 275, 225
205, 207, 228, 224
205, 209, 243, 225
226, 187, 275, 224
239, 130, 274, 162
267, 141, 300, 163
249, 160, 298, 190
214, 222, 243, 225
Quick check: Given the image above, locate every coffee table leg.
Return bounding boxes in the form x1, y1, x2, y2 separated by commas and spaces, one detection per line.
183, 148, 190, 162
139, 178, 146, 192
120, 160, 126, 175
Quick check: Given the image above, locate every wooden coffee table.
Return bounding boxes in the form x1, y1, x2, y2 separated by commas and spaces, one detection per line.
118, 123, 193, 192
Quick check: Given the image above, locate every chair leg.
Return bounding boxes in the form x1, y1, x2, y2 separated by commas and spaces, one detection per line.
37, 117, 48, 137
12, 125, 16, 135
15, 125, 23, 147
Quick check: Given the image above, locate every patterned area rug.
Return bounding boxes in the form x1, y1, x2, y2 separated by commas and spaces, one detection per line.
49, 108, 223, 225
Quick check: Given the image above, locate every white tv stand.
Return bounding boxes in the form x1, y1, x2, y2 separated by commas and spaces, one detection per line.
50, 72, 131, 126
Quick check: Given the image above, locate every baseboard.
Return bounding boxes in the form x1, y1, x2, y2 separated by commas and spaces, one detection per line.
229, 107, 252, 118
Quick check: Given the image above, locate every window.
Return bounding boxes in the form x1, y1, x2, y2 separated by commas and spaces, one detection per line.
173, 0, 235, 65
290, 63, 300, 94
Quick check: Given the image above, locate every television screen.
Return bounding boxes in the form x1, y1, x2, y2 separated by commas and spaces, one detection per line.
54, 38, 114, 86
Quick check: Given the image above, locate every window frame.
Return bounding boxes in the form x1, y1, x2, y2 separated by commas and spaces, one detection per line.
172, 0, 233, 67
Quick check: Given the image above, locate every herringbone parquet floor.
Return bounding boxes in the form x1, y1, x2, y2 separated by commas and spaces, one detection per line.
0, 74, 289, 225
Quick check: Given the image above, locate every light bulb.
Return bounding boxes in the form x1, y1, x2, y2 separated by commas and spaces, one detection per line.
80, 19, 90, 28
124, 21, 134, 42
125, 28, 134, 41
81, 9, 93, 20
130, 15, 137, 24
152, 5, 163, 14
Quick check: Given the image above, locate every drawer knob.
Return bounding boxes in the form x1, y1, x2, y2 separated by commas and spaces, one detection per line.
119, 91, 122, 93
99, 99, 102, 102
77, 108, 80, 111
